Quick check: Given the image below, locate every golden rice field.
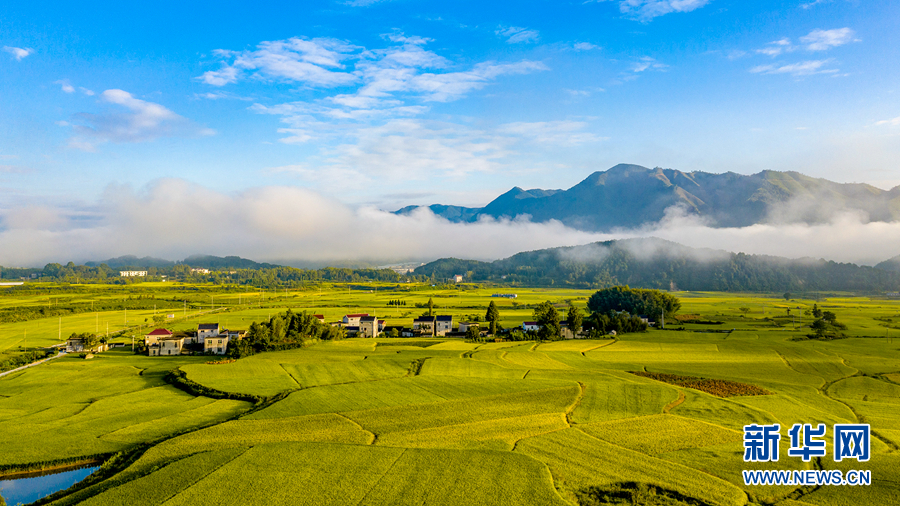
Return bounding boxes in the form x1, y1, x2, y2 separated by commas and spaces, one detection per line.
1, 284, 900, 505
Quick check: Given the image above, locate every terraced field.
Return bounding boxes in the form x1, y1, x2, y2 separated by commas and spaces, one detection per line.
2, 289, 899, 505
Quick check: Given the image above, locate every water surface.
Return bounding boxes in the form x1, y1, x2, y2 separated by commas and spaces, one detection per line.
0, 465, 97, 505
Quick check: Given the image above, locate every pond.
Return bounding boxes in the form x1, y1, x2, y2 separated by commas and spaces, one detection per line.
0, 465, 98, 506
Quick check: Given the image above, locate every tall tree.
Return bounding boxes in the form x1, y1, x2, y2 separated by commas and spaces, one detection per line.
566, 306, 584, 336
427, 297, 435, 317
485, 301, 500, 336
533, 301, 561, 341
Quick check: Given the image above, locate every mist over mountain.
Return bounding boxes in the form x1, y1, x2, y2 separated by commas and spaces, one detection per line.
85, 255, 280, 270
416, 238, 900, 292
396, 164, 900, 231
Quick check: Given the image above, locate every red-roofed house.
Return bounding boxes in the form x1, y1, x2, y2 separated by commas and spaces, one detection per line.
144, 328, 173, 346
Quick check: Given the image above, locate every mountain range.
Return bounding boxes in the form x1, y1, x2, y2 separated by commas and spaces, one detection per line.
396, 164, 900, 231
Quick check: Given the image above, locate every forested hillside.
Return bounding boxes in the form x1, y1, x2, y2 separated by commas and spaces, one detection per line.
415, 238, 900, 292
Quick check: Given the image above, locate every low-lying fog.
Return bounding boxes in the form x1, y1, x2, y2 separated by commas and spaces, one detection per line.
1, 178, 898, 267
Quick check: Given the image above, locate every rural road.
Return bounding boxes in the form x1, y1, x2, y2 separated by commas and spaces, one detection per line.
0, 351, 67, 379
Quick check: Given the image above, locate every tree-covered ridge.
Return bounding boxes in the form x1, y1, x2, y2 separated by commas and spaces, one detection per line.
0, 261, 408, 288
414, 238, 900, 292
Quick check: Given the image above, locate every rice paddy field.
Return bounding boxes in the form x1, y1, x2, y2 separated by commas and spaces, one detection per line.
1, 283, 900, 505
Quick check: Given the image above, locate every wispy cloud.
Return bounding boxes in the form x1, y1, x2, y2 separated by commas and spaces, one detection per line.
497, 120, 606, 146
324, 119, 513, 180
573, 42, 601, 51
66, 89, 213, 151
876, 115, 900, 126
632, 56, 668, 72
587, 0, 712, 21
496, 26, 540, 44
753, 28, 856, 59
800, 28, 857, 51
801, 0, 832, 9
199, 37, 360, 87
756, 38, 793, 57
3, 46, 33, 61
56, 80, 76, 93
750, 59, 836, 76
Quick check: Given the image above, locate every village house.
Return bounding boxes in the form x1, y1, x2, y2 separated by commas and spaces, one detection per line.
343, 313, 369, 326
144, 328, 173, 346
413, 316, 436, 336
458, 322, 479, 333
522, 321, 541, 332
196, 323, 220, 344
204, 329, 244, 355
358, 316, 381, 338
435, 315, 453, 336
452, 274, 463, 283
65, 336, 108, 353
190, 268, 210, 274
151, 335, 186, 356
119, 271, 147, 277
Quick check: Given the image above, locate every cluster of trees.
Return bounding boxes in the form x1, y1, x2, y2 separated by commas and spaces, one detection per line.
414, 239, 900, 291
0, 349, 55, 373
387, 300, 407, 306
586, 286, 681, 324
584, 312, 649, 336
807, 304, 847, 339
228, 310, 343, 358
67, 332, 103, 350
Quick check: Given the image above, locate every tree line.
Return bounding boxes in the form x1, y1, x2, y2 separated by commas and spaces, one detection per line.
414, 239, 900, 292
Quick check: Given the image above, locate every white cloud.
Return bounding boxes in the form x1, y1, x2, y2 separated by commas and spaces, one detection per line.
199, 66, 240, 86
5, 180, 900, 268
632, 56, 668, 72
573, 42, 601, 51
755, 38, 793, 57
199, 37, 359, 88
56, 80, 75, 93
801, 0, 831, 9
613, 0, 712, 20
325, 119, 512, 179
80, 87, 95, 96
0, 179, 610, 266
496, 26, 540, 44
497, 121, 605, 146
3, 46, 33, 61
801, 28, 857, 51
876, 116, 900, 126
750, 59, 836, 76
66, 89, 212, 151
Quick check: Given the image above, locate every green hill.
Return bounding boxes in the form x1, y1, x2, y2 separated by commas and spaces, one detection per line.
415, 238, 900, 292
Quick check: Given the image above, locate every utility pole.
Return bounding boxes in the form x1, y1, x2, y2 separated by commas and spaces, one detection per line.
58, 316, 61, 341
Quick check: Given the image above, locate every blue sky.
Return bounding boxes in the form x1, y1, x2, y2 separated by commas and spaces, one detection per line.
1, 0, 900, 266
